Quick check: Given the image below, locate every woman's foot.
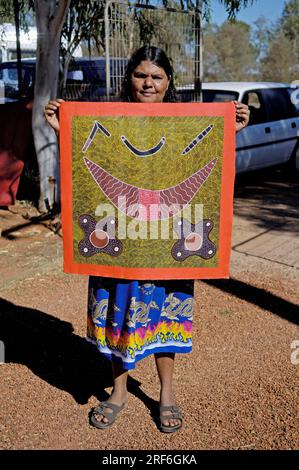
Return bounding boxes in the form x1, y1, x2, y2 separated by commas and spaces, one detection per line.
91, 390, 128, 426
159, 391, 182, 429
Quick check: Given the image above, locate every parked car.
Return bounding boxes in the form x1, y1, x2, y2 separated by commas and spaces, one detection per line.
1, 62, 298, 173
0, 56, 127, 103
177, 82, 299, 173
62, 56, 127, 101
0, 58, 36, 102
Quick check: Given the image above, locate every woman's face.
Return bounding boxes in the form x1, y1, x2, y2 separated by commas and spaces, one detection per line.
130, 60, 170, 103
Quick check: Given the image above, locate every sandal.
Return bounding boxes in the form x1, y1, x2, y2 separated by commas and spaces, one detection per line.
90, 401, 125, 429
159, 404, 183, 433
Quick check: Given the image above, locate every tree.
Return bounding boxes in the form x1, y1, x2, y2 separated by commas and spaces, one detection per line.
32, 0, 70, 212
0, 0, 33, 29
280, 0, 299, 43
279, 0, 299, 62
251, 16, 273, 62
60, 0, 105, 91
0, 0, 14, 23
214, 0, 256, 19
259, 0, 299, 82
260, 31, 297, 82
203, 20, 257, 81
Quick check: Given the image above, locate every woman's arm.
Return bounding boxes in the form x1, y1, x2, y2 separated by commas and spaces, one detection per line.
44, 98, 65, 134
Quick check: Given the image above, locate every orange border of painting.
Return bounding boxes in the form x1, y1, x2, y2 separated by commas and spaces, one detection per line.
59, 102, 235, 280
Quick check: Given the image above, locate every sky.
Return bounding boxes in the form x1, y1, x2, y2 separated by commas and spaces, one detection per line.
209, 0, 287, 25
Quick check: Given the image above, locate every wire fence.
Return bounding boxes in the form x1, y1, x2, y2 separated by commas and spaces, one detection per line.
104, 1, 202, 101
63, 1, 202, 102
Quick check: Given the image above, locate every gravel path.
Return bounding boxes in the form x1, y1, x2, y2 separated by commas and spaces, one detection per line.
0, 168, 298, 450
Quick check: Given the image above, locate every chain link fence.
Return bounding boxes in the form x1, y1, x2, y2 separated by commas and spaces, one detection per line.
104, 1, 201, 101
64, 1, 202, 102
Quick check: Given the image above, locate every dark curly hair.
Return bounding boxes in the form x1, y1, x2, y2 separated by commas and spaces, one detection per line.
120, 45, 177, 103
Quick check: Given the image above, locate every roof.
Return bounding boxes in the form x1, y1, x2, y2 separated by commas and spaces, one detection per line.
202, 82, 289, 92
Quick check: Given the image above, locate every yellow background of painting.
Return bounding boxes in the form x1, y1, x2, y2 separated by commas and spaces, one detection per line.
72, 115, 224, 268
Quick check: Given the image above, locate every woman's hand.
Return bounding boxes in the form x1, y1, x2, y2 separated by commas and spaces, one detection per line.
233, 101, 250, 132
44, 98, 65, 134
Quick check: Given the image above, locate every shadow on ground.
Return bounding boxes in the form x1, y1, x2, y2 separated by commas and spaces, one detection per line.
204, 278, 299, 326
234, 166, 299, 233
0, 298, 157, 410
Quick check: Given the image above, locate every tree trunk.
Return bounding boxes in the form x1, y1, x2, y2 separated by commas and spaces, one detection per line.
32, 0, 70, 212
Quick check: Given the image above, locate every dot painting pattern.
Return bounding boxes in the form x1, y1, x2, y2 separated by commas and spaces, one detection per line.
171, 218, 217, 262
78, 214, 123, 257
72, 114, 224, 269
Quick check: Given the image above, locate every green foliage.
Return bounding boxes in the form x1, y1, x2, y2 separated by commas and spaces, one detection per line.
251, 16, 273, 61
0, 0, 14, 22
280, 0, 299, 42
0, 1, 34, 29
259, 0, 299, 81
260, 31, 297, 82
203, 20, 258, 81
138, 0, 256, 19
217, 0, 255, 19
61, 0, 105, 58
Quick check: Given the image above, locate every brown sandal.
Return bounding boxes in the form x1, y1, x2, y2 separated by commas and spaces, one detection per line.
90, 401, 125, 429
159, 405, 183, 433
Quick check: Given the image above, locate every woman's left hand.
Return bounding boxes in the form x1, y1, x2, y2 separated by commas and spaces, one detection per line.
233, 101, 250, 132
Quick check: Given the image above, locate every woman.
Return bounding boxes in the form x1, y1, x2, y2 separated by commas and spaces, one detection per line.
44, 46, 250, 433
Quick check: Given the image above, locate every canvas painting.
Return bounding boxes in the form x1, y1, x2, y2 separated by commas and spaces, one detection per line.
60, 102, 235, 279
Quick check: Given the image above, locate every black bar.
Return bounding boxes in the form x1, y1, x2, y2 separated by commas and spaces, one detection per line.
0, 450, 298, 466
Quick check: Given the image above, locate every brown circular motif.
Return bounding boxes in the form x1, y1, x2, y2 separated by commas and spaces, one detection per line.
184, 232, 203, 251
89, 230, 109, 248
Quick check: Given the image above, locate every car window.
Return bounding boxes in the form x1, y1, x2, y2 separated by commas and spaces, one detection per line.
259, 87, 297, 121
8, 68, 18, 81
69, 61, 106, 86
67, 70, 84, 81
64, 60, 106, 101
242, 90, 267, 125
203, 90, 239, 102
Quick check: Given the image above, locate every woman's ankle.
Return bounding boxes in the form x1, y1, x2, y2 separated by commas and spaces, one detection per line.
160, 388, 175, 404
110, 387, 128, 400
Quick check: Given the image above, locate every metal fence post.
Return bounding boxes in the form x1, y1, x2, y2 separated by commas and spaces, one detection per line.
105, 0, 112, 100
194, 0, 203, 102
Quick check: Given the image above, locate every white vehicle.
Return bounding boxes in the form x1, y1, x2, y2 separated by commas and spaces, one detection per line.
178, 82, 299, 173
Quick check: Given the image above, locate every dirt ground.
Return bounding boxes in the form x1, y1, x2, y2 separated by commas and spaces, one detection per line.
0, 166, 298, 450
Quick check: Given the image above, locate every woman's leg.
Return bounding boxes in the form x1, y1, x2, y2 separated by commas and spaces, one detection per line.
93, 361, 128, 424
154, 352, 181, 427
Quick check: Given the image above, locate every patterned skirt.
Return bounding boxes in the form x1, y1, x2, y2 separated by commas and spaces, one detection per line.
86, 276, 194, 370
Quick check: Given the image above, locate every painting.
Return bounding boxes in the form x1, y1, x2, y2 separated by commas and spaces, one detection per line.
60, 102, 235, 279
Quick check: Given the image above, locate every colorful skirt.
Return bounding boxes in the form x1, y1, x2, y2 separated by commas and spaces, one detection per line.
86, 276, 194, 370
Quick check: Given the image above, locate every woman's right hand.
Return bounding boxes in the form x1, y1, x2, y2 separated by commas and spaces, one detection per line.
44, 98, 65, 134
